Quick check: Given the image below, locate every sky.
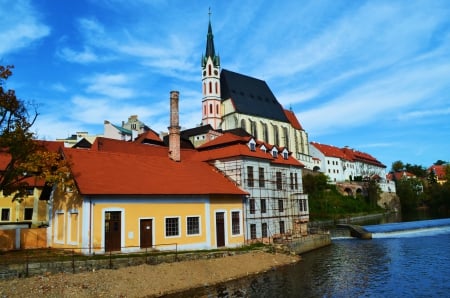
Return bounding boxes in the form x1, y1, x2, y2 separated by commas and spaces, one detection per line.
1, 0, 449, 170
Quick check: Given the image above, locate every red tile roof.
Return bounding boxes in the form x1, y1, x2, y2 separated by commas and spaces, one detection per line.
195, 133, 304, 167
63, 148, 247, 196
134, 130, 163, 144
428, 165, 447, 180
310, 142, 349, 160
284, 109, 303, 130
311, 142, 386, 168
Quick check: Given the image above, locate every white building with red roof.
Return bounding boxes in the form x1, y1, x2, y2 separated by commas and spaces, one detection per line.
195, 132, 309, 242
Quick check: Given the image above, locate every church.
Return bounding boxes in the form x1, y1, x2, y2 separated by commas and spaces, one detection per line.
195, 17, 312, 167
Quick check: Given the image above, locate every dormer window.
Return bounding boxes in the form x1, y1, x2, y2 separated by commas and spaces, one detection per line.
272, 150, 278, 158
248, 138, 256, 151
260, 144, 267, 153
283, 152, 288, 159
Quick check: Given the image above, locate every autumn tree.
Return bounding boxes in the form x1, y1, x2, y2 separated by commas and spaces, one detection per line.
0, 65, 69, 201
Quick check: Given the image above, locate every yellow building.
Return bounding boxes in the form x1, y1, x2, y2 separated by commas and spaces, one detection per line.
49, 139, 247, 254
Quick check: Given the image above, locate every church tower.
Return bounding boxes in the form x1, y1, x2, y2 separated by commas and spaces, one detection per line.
201, 14, 221, 129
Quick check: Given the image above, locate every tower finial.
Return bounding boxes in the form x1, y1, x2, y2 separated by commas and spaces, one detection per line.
208, 7, 212, 21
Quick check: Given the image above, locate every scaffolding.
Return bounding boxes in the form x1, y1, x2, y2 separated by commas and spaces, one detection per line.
211, 158, 309, 243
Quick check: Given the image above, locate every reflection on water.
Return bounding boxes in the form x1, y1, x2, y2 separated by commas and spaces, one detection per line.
203, 218, 450, 298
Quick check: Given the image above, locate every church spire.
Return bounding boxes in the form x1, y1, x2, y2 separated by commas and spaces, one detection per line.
201, 9, 221, 129
202, 8, 220, 68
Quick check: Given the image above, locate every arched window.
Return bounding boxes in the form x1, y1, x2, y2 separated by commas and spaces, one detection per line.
208, 64, 212, 76
215, 82, 218, 94
273, 125, 279, 146
261, 123, 268, 143
209, 82, 212, 93
241, 119, 246, 131
216, 104, 219, 114
283, 127, 289, 148
209, 104, 213, 114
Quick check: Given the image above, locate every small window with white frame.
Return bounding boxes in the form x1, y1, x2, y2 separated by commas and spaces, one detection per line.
248, 138, 256, 151
186, 216, 200, 236
165, 217, 180, 237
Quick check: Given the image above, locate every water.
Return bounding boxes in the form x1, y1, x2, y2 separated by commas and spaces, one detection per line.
200, 218, 450, 297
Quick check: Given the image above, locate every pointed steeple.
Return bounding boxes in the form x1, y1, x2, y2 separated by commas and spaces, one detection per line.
205, 21, 215, 59
201, 9, 221, 130
202, 9, 220, 68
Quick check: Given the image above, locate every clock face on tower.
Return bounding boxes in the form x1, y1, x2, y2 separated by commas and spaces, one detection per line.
214, 70, 218, 75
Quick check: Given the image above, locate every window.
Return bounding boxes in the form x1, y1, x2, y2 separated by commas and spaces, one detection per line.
261, 199, 266, 213
283, 151, 288, 159
279, 221, 285, 234
262, 223, 268, 238
272, 150, 278, 158
1, 208, 10, 221
247, 166, 254, 187
165, 217, 180, 237
249, 198, 256, 214
208, 64, 212, 75
290, 173, 294, 189
250, 224, 257, 239
209, 82, 212, 93
276, 171, 282, 190
24, 208, 33, 221
241, 119, 246, 130
56, 212, 64, 242
216, 104, 219, 114
187, 216, 200, 235
250, 142, 256, 151
69, 211, 79, 244
258, 167, 265, 187
294, 173, 298, 190
278, 199, 284, 213
209, 103, 213, 114
231, 211, 240, 235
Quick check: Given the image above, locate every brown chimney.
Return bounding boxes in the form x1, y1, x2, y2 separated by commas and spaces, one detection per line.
168, 91, 181, 162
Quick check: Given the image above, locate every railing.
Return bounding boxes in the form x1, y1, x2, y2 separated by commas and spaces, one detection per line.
0, 243, 180, 279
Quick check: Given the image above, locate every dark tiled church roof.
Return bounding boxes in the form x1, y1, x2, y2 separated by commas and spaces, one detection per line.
220, 69, 289, 123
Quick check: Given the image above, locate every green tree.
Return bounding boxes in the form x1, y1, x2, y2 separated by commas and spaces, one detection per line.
391, 160, 405, 172
0, 65, 69, 201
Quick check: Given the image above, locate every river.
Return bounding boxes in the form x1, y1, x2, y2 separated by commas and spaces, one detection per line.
197, 216, 450, 297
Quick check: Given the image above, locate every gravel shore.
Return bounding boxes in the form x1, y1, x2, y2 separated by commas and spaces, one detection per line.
0, 251, 300, 297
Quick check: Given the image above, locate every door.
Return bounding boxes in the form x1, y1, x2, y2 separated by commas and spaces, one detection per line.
140, 219, 153, 248
105, 211, 121, 252
216, 212, 225, 247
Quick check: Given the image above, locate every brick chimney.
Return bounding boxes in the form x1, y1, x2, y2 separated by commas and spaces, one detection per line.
168, 91, 181, 162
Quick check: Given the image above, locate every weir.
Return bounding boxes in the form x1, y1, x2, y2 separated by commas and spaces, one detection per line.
336, 224, 372, 239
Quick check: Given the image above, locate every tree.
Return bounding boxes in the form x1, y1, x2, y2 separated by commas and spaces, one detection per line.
0, 65, 69, 201
434, 160, 448, 166
391, 160, 404, 172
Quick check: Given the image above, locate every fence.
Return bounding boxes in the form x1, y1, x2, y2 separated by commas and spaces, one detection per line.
0, 243, 247, 280
0, 228, 47, 251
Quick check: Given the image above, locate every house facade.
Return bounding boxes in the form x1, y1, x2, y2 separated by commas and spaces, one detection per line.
195, 132, 309, 242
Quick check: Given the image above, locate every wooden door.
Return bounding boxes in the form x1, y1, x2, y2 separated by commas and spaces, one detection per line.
105, 211, 121, 252
140, 219, 153, 248
216, 212, 225, 247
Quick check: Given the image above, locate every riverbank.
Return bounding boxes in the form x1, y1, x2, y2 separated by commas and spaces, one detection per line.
0, 251, 300, 297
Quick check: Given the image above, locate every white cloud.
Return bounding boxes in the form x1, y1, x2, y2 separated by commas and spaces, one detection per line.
0, 0, 50, 55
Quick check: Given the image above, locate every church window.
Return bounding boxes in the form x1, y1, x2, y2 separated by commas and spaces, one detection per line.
215, 82, 218, 94
262, 123, 268, 143
209, 82, 212, 93
241, 119, 246, 131
209, 104, 213, 114
273, 125, 279, 146
283, 127, 289, 147
208, 64, 212, 76
216, 104, 219, 114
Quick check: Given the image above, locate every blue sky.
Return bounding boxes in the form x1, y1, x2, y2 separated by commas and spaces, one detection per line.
1, 0, 449, 169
